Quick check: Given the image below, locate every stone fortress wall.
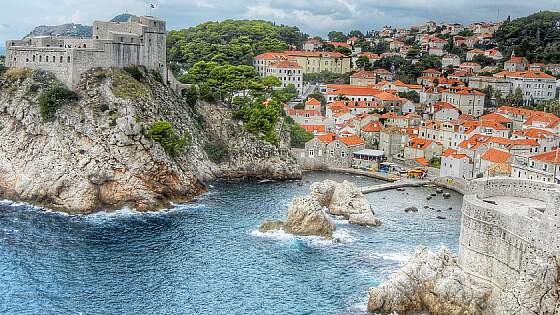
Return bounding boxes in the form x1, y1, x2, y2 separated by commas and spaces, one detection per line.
458, 177, 560, 289
4, 16, 167, 89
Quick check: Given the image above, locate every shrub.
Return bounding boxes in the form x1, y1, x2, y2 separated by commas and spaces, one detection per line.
184, 85, 199, 107
150, 70, 163, 83
199, 83, 216, 103
5, 68, 32, 81
0, 64, 6, 76
123, 65, 144, 81
37, 85, 79, 121
204, 142, 229, 163
147, 120, 191, 157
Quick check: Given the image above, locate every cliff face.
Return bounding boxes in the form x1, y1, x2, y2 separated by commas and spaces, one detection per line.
368, 246, 560, 315
0, 68, 301, 213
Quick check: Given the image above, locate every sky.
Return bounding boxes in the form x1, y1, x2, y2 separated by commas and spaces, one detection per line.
0, 0, 559, 47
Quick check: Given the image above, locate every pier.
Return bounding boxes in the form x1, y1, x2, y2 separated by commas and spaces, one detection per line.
360, 180, 430, 194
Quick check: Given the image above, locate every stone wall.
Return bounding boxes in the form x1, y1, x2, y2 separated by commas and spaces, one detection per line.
5, 16, 166, 89
458, 177, 560, 289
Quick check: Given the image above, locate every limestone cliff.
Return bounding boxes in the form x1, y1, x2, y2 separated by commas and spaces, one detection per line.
368, 246, 560, 314
0, 68, 301, 213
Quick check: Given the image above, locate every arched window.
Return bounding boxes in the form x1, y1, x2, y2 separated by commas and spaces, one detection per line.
67, 56, 71, 63
26, 58, 29, 62
83, 44, 86, 48
32, 55, 35, 62
46, 56, 49, 62
60, 56, 63, 63
52, 56, 56, 62
39, 55, 42, 62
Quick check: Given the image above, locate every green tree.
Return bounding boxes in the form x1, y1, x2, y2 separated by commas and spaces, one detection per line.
355, 55, 372, 70
495, 11, 560, 63
398, 91, 420, 103
328, 31, 347, 42
147, 120, 190, 157
262, 76, 281, 92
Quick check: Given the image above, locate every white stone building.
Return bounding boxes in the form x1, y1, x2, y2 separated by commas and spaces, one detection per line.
5, 15, 167, 89
267, 60, 303, 95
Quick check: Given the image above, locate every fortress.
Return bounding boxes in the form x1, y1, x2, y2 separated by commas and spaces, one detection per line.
459, 177, 560, 289
4, 15, 167, 89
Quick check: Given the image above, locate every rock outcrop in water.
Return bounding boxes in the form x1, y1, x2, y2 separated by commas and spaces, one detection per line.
367, 246, 560, 314
0, 68, 301, 213
260, 180, 380, 238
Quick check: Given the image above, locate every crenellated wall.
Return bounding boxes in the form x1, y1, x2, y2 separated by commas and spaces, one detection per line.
458, 177, 560, 289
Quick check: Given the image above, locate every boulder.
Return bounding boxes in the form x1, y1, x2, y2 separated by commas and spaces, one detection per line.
349, 211, 381, 227
259, 220, 285, 233
284, 196, 335, 238
309, 180, 336, 207
329, 180, 372, 218
368, 246, 492, 314
405, 206, 419, 213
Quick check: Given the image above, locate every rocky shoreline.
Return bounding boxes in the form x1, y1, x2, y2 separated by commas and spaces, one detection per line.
0, 68, 301, 214
368, 246, 560, 314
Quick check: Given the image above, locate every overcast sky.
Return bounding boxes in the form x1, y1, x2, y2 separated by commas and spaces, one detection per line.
1, 0, 559, 46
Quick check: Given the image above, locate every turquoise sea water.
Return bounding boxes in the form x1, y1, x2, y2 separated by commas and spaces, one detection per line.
0, 172, 463, 314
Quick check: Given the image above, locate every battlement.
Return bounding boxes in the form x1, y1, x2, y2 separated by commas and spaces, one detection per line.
4, 15, 167, 89
458, 177, 560, 289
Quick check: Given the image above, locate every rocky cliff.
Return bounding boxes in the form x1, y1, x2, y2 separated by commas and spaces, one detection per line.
0, 67, 301, 213
368, 246, 560, 314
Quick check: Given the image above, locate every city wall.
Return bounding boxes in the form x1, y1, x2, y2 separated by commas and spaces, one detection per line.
458, 177, 560, 289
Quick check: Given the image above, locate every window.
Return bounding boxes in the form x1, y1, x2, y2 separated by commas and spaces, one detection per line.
341, 151, 347, 158
39, 56, 42, 62
67, 56, 71, 63
330, 150, 334, 157
60, 56, 63, 63
308, 149, 315, 157
32, 55, 35, 62
52, 56, 55, 63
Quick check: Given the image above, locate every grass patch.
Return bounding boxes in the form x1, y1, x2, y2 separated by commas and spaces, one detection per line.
111, 69, 151, 101
5, 68, 32, 81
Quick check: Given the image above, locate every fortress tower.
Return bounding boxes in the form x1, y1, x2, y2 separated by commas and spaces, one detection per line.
5, 15, 167, 89
458, 177, 560, 289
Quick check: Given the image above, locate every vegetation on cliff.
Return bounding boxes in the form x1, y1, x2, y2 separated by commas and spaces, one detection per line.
495, 11, 560, 63
147, 120, 191, 157
37, 85, 78, 121
167, 20, 303, 73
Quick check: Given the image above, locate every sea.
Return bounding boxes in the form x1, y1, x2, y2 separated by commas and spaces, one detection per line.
0, 171, 463, 314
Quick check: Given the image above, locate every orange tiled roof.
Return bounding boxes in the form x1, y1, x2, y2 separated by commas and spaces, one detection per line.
316, 133, 337, 143
481, 148, 511, 164
305, 98, 321, 106
481, 113, 512, 124
512, 128, 555, 139
270, 60, 301, 69
351, 70, 376, 79
361, 121, 382, 132
300, 124, 326, 133
408, 137, 434, 150
375, 91, 402, 101
434, 101, 458, 111
531, 149, 560, 164
338, 135, 365, 146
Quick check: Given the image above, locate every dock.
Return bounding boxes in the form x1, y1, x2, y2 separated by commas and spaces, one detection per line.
361, 180, 430, 194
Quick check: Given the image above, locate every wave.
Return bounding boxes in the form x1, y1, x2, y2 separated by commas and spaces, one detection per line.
250, 227, 356, 248
365, 250, 412, 264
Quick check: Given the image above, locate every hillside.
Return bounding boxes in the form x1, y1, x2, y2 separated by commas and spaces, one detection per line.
495, 11, 560, 63
22, 13, 137, 39
0, 67, 300, 213
167, 20, 305, 73
25, 23, 92, 38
